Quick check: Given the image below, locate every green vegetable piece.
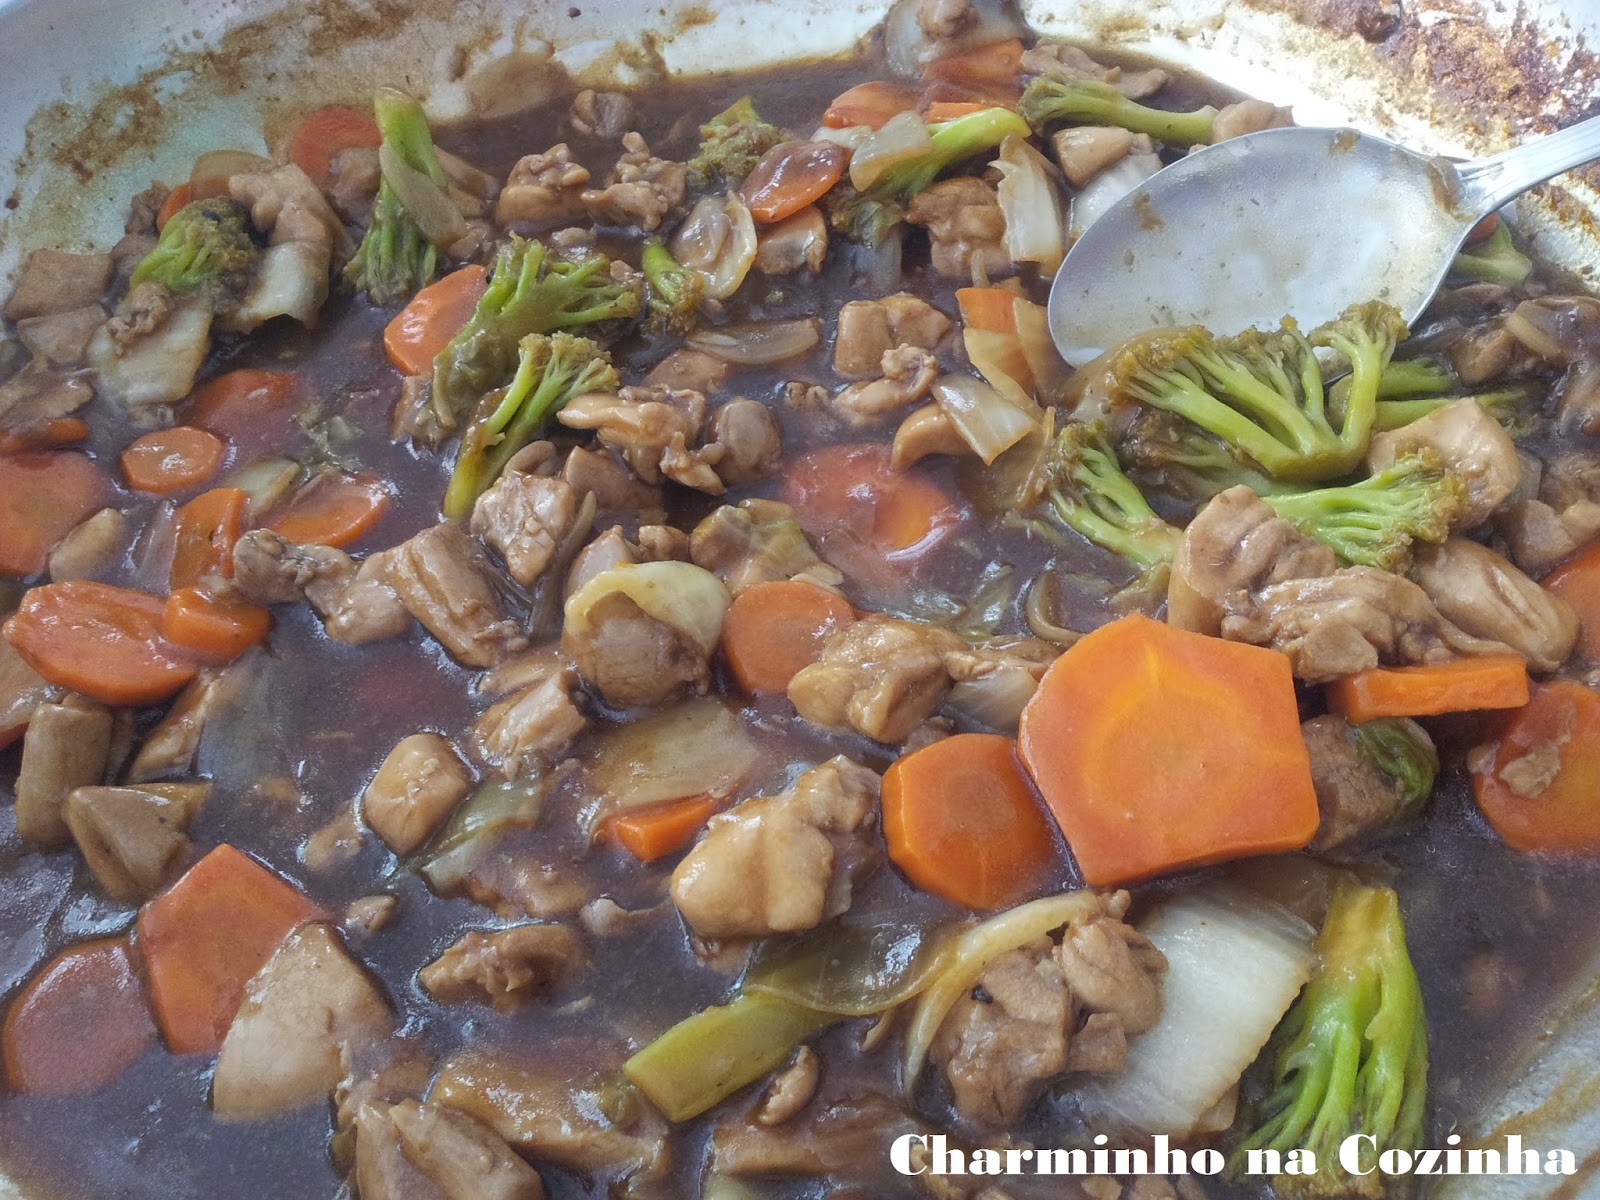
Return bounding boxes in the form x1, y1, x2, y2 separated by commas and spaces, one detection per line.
1371, 382, 1544, 436
686, 95, 788, 193
1033, 421, 1182, 572
1349, 717, 1438, 822
1451, 222, 1534, 286
345, 87, 448, 305
744, 919, 951, 1017
1018, 75, 1217, 146
417, 775, 546, 893
641, 237, 705, 336
130, 196, 258, 304
1376, 356, 1456, 400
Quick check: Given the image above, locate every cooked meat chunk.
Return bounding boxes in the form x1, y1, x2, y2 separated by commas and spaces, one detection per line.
3, 249, 112, 320
906, 177, 1009, 280
943, 638, 1059, 732
104, 279, 175, 350
832, 345, 939, 426
227, 163, 347, 329
756, 1047, 821, 1127
690, 499, 844, 594
361, 733, 474, 855
789, 615, 965, 743
0, 360, 93, 430
1558, 359, 1600, 435
918, 0, 975, 38
1496, 497, 1585, 576
1054, 900, 1166, 1035
354, 1100, 546, 1200
670, 756, 880, 939
832, 292, 952, 378
494, 144, 591, 229
645, 347, 731, 394
1301, 714, 1430, 851
1413, 538, 1580, 672
472, 656, 587, 776
1366, 397, 1521, 527
1051, 127, 1140, 189
562, 585, 714, 708
47, 508, 128, 582
705, 397, 783, 484
1446, 322, 1531, 387
891, 403, 971, 468
321, 554, 418, 644
325, 145, 381, 223
580, 132, 687, 232
17, 304, 106, 366
1020, 41, 1169, 98
386, 524, 527, 668
1541, 452, 1600, 548
1210, 99, 1295, 141
709, 1093, 928, 1177
470, 471, 579, 587
129, 666, 248, 782
756, 206, 829, 275
560, 445, 664, 518
557, 385, 709, 487
569, 88, 635, 140
14, 697, 113, 846
231, 529, 412, 644
64, 782, 207, 903
343, 894, 399, 938
419, 924, 583, 1011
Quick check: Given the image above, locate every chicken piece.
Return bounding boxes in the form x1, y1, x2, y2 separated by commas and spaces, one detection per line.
386, 524, 528, 669
832, 345, 939, 426
1019, 41, 1169, 99
789, 615, 966, 743
565, 526, 639, 598
494, 144, 592, 229
1210, 99, 1295, 142
645, 347, 731, 394
16, 304, 106, 366
227, 162, 347, 329
560, 445, 664, 519
1168, 485, 1338, 636
3, 249, 113, 320
0, 637, 64, 744
907, 177, 1009, 280
361, 733, 474, 855
569, 88, 635, 141
690, 498, 843, 594
636, 524, 691, 562
419, 924, 584, 1011
230, 529, 413, 645
1301, 714, 1428, 851
354, 1099, 546, 1200
13, 697, 113, 846
1541, 452, 1600, 544
1446, 322, 1531, 387
324, 145, 381, 223
1366, 397, 1521, 527
557, 385, 707, 486
833, 292, 953, 378
756, 1047, 821, 1127
782, 380, 831, 411
472, 658, 587, 777
64, 782, 208, 903
1054, 902, 1166, 1035
671, 757, 879, 939
129, 665, 248, 782
325, 554, 417, 644
709, 1093, 929, 1177
756, 205, 829, 275
1413, 538, 1580, 672
580, 132, 687, 232
705, 397, 783, 485
1051, 127, 1138, 189
213, 923, 392, 1120
561, 585, 714, 708
47, 508, 129, 582
942, 638, 1059, 732
1496, 497, 1584, 577
1557, 359, 1600, 436
0, 359, 93, 429
891, 403, 972, 469
470, 471, 579, 588
344, 895, 399, 939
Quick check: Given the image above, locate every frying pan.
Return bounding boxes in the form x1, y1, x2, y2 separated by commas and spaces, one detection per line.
1, 0, 1598, 1195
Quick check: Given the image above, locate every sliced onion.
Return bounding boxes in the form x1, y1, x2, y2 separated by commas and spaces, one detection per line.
944, 668, 1041, 732
963, 325, 1037, 411
587, 697, 758, 814
745, 918, 954, 1017
221, 456, 304, 516
1069, 152, 1162, 239
190, 149, 274, 200
849, 110, 932, 192
379, 143, 468, 249
812, 125, 871, 153
1013, 295, 1070, 403
931, 375, 1037, 464
564, 560, 730, 657
883, 0, 1027, 76
688, 318, 821, 365
670, 193, 759, 301
994, 134, 1066, 274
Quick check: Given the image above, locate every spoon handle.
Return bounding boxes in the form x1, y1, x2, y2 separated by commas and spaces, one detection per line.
1456, 113, 1600, 216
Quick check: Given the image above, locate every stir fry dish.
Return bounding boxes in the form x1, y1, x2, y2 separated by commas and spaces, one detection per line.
2, 2, 1599, 1198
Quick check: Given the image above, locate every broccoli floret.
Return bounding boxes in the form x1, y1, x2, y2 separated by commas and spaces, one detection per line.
431, 236, 642, 429
130, 196, 258, 307
1120, 409, 1298, 501
1451, 221, 1533, 286
1377, 356, 1456, 400
1349, 718, 1438, 823
1372, 382, 1544, 437
1034, 421, 1182, 572
641, 237, 705, 336
1018, 76, 1217, 146
345, 88, 450, 305
1234, 883, 1428, 1200
1111, 302, 1409, 483
443, 331, 617, 519
685, 96, 788, 193
826, 107, 1032, 246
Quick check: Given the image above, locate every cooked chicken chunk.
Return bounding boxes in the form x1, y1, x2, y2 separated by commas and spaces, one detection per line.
690, 499, 844, 594
891, 403, 972, 469
560, 445, 664, 518
557, 385, 708, 486
1413, 538, 1580, 672
1496, 496, 1586, 577
227, 163, 347, 329
705, 397, 783, 485
709, 1093, 928, 1177
1210, 99, 1295, 141
943, 638, 1060, 732
756, 1047, 821, 1127
1051, 127, 1139, 189
361, 733, 474, 855
832, 346, 939, 426
2, 249, 112, 320
789, 615, 965, 743
14, 697, 113, 846
231, 529, 412, 645
494, 144, 591, 229
832, 292, 952, 378
419, 924, 583, 1011
386, 524, 528, 668
1366, 398, 1521, 527
1019, 41, 1169, 98
580, 132, 687, 232
671, 757, 880, 939
1301, 714, 1434, 851
645, 347, 731, 394
65, 783, 208, 902
129, 666, 248, 782
569, 88, 635, 140
470, 470, 579, 588
17, 304, 106, 367
471, 656, 587, 776
354, 1100, 546, 1200
907, 176, 1009, 280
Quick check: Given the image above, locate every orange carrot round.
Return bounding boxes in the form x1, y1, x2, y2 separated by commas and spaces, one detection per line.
264, 471, 391, 548
739, 141, 848, 224
1472, 680, 1600, 854
1017, 614, 1319, 887
120, 426, 228, 495
722, 580, 855, 695
384, 265, 489, 376
1328, 654, 1530, 723
0, 451, 112, 577
155, 182, 193, 232
183, 368, 301, 458
822, 81, 918, 130
883, 732, 1060, 910
608, 795, 720, 863
0, 416, 90, 455
922, 101, 989, 123
2, 938, 156, 1095
163, 587, 273, 663
1543, 543, 1600, 664
170, 487, 250, 591
920, 39, 1024, 108
783, 444, 963, 575
3, 581, 198, 706
287, 104, 382, 185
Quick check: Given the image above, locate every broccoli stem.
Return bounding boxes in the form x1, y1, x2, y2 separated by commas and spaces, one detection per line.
641, 237, 705, 335
1263, 454, 1465, 570
345, 88, 447, 305
1039, 424, 1183, 571
1377, 357, 1455, 400
1019, 76, 1216, 145
1372, 382, 1542, 434
1451, 222, 1534, 286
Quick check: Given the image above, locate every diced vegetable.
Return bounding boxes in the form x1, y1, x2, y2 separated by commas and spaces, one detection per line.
744, 918, 950, 1017
1471, 680, 1600, 853
162, 587, 273, 663
606, 795, 718, 862
850, 111, 934, 192
929, 374, 1037, 464
1543, 542, 1600, 664
0, 417, 90, 455
287, 103, 382, 185
384, 264, 490, 376
0, 452, 113, 577
669, 193, 759, 301
156, 182, 192, 231
120, 426, 228, 495
137, 844, 327, 1054
263, 471, 391, 548
882, 732, 1060, 909
687, 318, 821, 365
823, 81, 918, 130
586, 698, 758, 815
721, 579, 855, 695
182, 368, 302, 459
418, 775, 548, 894
1017, 614, 1319, 886
1328, 654, 1530, 723
170, 487, 250, 590
993, 133, 1065, 273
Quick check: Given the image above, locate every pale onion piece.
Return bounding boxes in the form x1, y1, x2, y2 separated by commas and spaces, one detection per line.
848, 110, 932, 192
670, 193, 759, 301
944, 668, 1040, 732
883, 0, 1027, 76
379, 142, 469, 249
687, 318, 821, 365
994, 134, 1066, 274
1069, 152, 1162, 239
87, 301, 213, 414
588, 697, 759, 814
931, 374, 1038, 465
1013, 296, 1070, 402
962, 325, 1040, 413
811, 125, 871, 153
222, 457, 305, 516
564, 560, 731, 657
1077, 886, 1315, 1137
902, 889, 1108, 1083
190, 149, 274, 200
223, 241, 326, 332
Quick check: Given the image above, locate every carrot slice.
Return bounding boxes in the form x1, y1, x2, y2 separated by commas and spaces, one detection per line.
264, 471, 391, 549
287, 104, 382, 185
163, 587, 272, 663
923, 101, 990, 123
0, 451, 113, 577
3, 581, 197, 706
920, 39, 1024, 107
120, 426, 228, 495
1017, 613, 1319, 887
1472, 680, 1600, 853
1328, 654, 1531, 723
783, 444, 963, 572
156, 182, 193, 232
183, 368, 302, 459
384, 264, 490, 376
608, 796, 720, 863
170, 487, 250, 591
722, 580, 856, 695
955, 285, 1021, 334
2, 938, 156, 1094
0, 416, 90, 455
739, 142, 848, 225
822, 81, 919, 130
137, 845, 326, 1055
883, 732, 1060, 909
1543, 543, 1600, 664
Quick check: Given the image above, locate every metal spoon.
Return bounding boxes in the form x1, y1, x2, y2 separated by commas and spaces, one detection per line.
1047, 117, 1600, 366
